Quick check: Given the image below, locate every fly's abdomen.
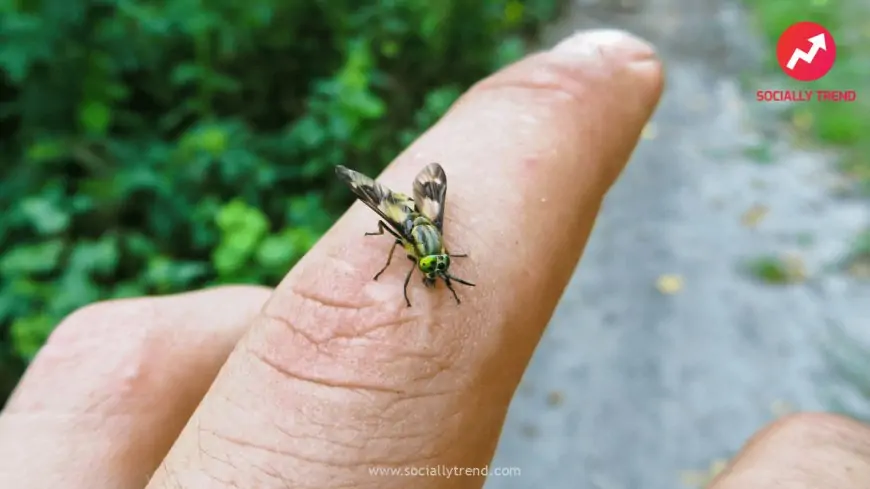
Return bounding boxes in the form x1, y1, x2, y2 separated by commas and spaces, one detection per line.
411, 223, 443, 257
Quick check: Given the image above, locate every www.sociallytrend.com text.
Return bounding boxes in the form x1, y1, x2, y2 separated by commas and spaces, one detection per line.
368, 465, 521, 478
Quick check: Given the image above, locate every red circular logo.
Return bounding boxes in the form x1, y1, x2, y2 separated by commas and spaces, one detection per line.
776, 22, 836, 81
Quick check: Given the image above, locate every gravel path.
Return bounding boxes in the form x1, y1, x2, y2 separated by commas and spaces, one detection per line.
485, 1, 870, 488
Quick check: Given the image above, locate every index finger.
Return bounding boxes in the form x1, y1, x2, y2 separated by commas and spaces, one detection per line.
149, 29, 663, 488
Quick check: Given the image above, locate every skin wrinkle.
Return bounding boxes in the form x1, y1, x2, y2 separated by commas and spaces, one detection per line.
244, 339, 405, 394
266, 294, 419, 342
199, 342, 474, 477
151, 464, 186, 489
254, 305, 464, 380
281, 388, 461, 451
254, 279, 474, 389
235, 323, 473, 456
287, 285, 372, 310
195, 420, 271, 489
242, 315, 471, 402
253, 331, 467, 397
201, 416, 448, 471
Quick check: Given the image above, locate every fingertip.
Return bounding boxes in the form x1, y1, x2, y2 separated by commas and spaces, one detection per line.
551, 28, 657, 63
550, 28, 664, 113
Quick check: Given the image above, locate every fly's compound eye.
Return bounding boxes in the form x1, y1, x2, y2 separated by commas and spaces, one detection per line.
420, 257, 436, 272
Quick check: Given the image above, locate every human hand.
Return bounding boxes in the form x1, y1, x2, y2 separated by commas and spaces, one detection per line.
2, 29, 857, 489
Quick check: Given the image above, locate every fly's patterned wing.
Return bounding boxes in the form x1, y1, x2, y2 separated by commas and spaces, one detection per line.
412, 163, 447, 230
335, 165, 416, 239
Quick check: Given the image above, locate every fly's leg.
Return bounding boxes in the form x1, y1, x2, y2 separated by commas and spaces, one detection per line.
373, 240, 401, 281
366, 221, 404, 281
403, 256, 416, 307
444, 276, 461, 305
365, 220, 402, 240
445, 247, 468, 258
446, 274, 475, 287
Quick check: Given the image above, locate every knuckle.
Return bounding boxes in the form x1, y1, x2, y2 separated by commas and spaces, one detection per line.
717, 413, 870, 487
48, 297, 161, 347
761, 412, 870, 452
48, 285, 269, 348
10, 297, 167, 412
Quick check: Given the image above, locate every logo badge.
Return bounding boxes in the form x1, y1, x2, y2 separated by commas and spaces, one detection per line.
776, 21, 836, 82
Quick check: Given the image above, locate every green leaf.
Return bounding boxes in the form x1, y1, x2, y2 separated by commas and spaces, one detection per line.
68, 237, 119, 276
51, 269, 101, 317
25, 139, 68, 163
11, 314, 56, 360
19, 197, 70, 235
0, 240, 65, 276
256, 232, 297, 269
79, 101, 112, 136
182, 124, 229, 156
145, 256, 209, 292
213, 200, 270, 277
110, 282, 147, 299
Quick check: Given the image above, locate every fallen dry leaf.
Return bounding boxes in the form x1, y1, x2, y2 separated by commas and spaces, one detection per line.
741, 204, 769, 229
656, 274, 684, 294
848, 260, 870, 279
791, 110, 813, 132
782, 253, 808, 283
679, 458, 729, 488
770, 399, 795, 417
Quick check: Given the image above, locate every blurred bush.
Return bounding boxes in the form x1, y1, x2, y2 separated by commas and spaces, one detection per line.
0, 0, 562, 400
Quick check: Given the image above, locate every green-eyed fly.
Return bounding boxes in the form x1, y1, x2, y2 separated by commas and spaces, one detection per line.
335, 163, 475, 307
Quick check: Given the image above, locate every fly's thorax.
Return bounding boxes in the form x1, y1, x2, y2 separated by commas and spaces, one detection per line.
410, 222, 443, 258
397, 211, 424, 237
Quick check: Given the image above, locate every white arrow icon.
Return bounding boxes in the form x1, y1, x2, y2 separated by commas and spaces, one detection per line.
786, 33, 827, 70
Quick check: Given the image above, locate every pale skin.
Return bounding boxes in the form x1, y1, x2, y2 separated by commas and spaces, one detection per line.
1, 29, 868, 489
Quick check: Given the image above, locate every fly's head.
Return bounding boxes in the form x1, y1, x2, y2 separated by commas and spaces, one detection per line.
418, 254, 451, 285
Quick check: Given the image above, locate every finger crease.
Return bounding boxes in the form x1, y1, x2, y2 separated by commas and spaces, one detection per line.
288, 284, 375, 310
241, 340, 406, 395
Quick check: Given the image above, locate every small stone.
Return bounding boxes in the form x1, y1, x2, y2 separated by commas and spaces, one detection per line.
546, 391, 564, 407
520, 423, 539, 438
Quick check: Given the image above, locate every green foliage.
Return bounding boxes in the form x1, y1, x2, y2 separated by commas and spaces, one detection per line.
0, 0, 561, 399
742, 254, 805, 284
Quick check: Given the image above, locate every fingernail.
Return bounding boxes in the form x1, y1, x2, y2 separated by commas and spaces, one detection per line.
551, 28, 658, 64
